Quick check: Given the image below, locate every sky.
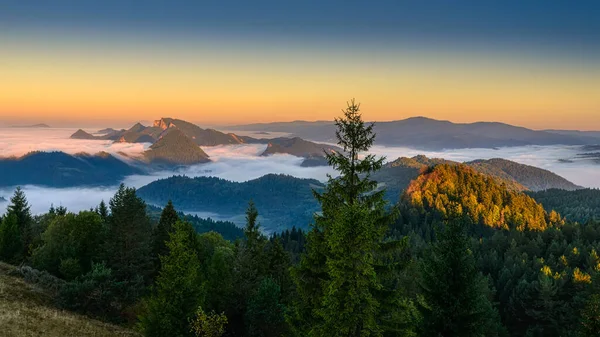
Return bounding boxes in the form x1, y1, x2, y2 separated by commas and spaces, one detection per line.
1, 1, 599, 129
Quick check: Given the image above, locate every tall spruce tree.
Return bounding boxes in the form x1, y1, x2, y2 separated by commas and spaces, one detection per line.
579, 272, 600, 336
139, 221, 203, 337
291, 99, 402, 337
97, 200, 109, 222
104, 184, 153, 302
418, 206, 505, 337
0, 214, 22, 263
231, 201, 269, 335
6, 187, 33, 260
152, 200, 180, 267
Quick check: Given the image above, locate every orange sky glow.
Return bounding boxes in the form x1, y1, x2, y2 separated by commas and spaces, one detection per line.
1, 34, 599, 130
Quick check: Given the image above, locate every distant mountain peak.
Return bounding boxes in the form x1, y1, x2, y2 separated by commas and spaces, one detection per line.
70, 129, 96, 139
144, 128, 210, 166
128, 122, 147, 133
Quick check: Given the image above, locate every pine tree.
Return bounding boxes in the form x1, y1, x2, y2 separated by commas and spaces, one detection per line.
6, 187, 33, 260
139, 221, 203, 337
104, 184, 152, 302
580, 272, 600, 336
245, 277, 287, 337
0, 214, 22, 263
152, 200, 180, 267
418, 207, 505, 337
291, 99, 402, 337
231, 201, 269, 335
98, 200, 109, 222
267, 237, 292, 300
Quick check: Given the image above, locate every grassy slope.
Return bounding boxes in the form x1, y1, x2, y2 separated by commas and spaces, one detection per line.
0, 262, 138, 337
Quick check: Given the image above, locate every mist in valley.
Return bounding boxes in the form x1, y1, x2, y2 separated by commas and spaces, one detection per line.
1, 128, 598, 216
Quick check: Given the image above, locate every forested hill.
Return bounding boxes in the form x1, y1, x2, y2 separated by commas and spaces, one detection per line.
372, 155, 580, 202
401, 164, 561, 232
528, 188, 600, 223
0, 151, 142, 188
467, 158, 581, 191
137, 174, 324, 232
392, 163, 600, 336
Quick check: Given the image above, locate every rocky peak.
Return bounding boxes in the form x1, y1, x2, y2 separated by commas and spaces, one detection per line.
153, 118, 175, 130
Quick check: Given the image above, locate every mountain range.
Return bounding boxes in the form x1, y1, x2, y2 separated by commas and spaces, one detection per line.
136, 155, 581, 231
71, 117, 338, 166
229, 117, 600, 150
10, 123, 51, 128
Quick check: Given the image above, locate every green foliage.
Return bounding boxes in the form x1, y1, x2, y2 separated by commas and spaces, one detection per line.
418, 210, 505, 336
528, 188, 600, 224
292, 99, 408, 337
0, 214, 22, 263
403, 164, 556, 232
230, 202, 270, 335
190, 307, 228, 337
139, 221, 203, 337
104, 184, 153, 302
245, 278, 287, 337
58, 262, 124, 321
98, 200, 109, 222
137, 173, 323, 231
152, 200, 179, 270
31, 211, 105, 280
6, 187, 33, 260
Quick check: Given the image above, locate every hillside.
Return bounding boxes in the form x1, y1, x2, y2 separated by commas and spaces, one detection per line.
142, 129, 210, 166
371, 155, 580, 202
0, 151, 142, 188
0, 262, 138, 337
466, 158, 581, 191
528, 188, 600, 223
402, 164, 558, 231
137, 174, 324, 231
229, 117, 591, 150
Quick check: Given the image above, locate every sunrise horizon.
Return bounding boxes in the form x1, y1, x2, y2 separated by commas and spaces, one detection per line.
1, 1, 599, 130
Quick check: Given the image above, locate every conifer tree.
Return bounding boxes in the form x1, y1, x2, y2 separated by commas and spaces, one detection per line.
245, 277, 287, 337
104, 184, 152, 301
418, 206, 505, 337
0, 214, 22, 263
6, 187, 33, 259
97, 200, 109, 222
580, 272, 600, 336
291, 99, 402, 337
231, 201, 269, 335
152, 200, 180, 267
139, 221, 203, 337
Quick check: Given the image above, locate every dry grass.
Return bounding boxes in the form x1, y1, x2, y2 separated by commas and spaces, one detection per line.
0, 262, 140, 337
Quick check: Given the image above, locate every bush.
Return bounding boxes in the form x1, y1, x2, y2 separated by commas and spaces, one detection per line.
16, 265, 66, 295
58, 262, 125, 322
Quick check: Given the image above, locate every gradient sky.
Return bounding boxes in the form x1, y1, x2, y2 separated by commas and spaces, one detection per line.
1, 1, 599, 129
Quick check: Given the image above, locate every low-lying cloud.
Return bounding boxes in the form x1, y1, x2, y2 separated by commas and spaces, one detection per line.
0, 127, 149, 158
0, 128, 598, 216
370, 144, 600, 189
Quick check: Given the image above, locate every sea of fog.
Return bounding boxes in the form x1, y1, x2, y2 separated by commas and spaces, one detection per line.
0, 127, 598, 215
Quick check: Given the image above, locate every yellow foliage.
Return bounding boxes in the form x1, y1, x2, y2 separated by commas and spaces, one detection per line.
541, 265, 552, 277
560, 255, 568, 266
573, 267, 592, 284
